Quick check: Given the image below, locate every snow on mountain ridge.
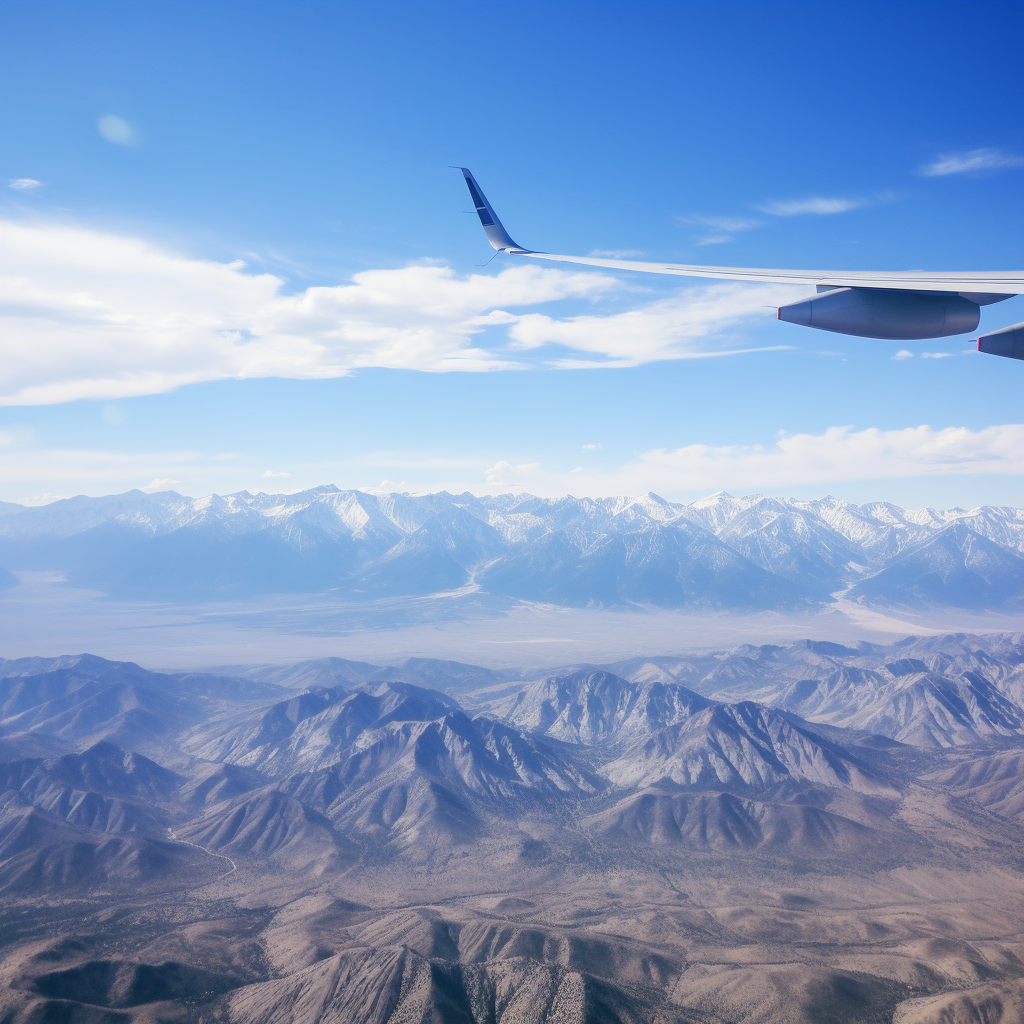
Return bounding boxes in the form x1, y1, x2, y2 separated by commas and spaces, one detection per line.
2, 486, 1018, 545
1, 487, 1022, 610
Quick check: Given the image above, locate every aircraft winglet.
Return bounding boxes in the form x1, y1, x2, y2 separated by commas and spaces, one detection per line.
454, 167, 529, 253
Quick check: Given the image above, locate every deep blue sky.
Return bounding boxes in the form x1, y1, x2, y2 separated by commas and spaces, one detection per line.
1, 1, 1022, 507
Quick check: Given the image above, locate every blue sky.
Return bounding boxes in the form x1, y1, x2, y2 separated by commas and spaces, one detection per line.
1, 0, 1023, 508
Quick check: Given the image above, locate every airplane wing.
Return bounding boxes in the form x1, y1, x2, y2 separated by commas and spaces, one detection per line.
455, 167, 1024, 297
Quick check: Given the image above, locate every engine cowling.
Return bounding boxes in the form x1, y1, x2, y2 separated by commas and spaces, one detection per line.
777, 287, 980, 340
978, 322, 1024, 360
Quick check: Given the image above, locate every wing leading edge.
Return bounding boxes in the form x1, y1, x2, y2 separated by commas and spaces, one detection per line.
455, 167, 1024, 296
456, 167, 1024, 349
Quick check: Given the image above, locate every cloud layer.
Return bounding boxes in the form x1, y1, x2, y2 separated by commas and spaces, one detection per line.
2, 423, 1021, 503
0, 219, 796, 405
480, 424, 1024, 496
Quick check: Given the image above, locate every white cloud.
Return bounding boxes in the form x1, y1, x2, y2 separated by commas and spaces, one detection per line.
262, 470, 291, 478
9, 179, 42, 192
0, 220, 806, 405
582, 443, 602, 451
0, 219, 619, 405
2, 424, 1021, 504
98, 115, 137, 146
682, 215, 762, 233
0, 426, 35, 451
142, 478, 179, 492
684, 192, 881, 241
921, 351, 954, 359
644, 424, 1024, 485
0, 445, 199, 487
920, 148, 1024, 177
485, 460, 541, 487
508, 282, 798, 366
359, 480, 409, 494
757, 196, 865, 216
679, 214, 762, 246
16, 493, 69, 506
892, 350, 914, 360
479, 424, 1024, 495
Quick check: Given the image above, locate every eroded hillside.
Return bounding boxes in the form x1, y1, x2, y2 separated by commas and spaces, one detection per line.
1, 633, 1023, 1022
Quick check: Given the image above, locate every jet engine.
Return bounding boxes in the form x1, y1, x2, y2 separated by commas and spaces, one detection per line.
978, 322, 1024, 360
777, 287, 980, 340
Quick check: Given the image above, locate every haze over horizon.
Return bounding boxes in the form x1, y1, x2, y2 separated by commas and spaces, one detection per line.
1, 483, 1021, 672
8, 481, 1024, 511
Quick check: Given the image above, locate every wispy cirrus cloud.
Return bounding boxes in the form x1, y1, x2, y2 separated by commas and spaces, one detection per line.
678, 214, 762, 245
920, 148, 1024, 177
680, 215, 762, 233
507, 282, 800, 367
756, 196, 866, 216
680, 192, 872, 245
8, 179, 43, 192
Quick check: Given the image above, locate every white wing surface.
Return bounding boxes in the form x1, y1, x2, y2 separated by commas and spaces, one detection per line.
456, 167, 1024, 297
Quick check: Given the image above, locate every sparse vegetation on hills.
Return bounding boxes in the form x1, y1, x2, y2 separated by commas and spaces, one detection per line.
0, 633, 1023, 1021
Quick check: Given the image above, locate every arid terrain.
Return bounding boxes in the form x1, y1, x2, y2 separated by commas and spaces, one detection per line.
1, 633, 1024, 1022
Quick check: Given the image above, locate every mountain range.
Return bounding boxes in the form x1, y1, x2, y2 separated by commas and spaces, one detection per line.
3, 634, 1024, 1022
1, 486, 1023, 611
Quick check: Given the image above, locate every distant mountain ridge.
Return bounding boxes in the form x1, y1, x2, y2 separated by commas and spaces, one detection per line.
1, 486, 1022, 611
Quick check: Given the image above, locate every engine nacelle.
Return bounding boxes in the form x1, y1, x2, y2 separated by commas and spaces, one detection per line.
778, 287, 980, 340
978, 322, 1024, 360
